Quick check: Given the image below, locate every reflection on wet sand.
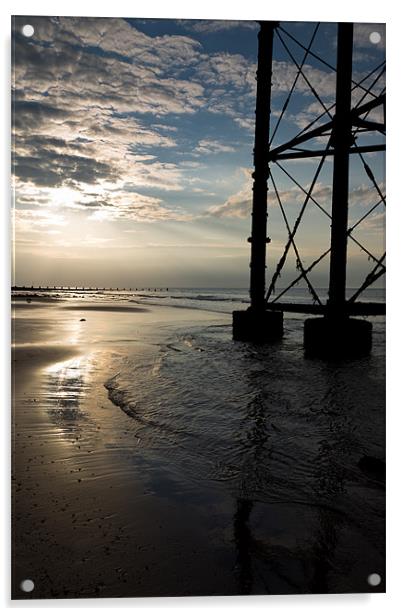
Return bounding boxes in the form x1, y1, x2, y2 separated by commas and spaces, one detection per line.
233, 499, 254, 594
44, 355, 95, 441
231, 348, 385, 595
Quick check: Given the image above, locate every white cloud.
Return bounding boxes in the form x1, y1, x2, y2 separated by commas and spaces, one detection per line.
13, 208, 67, 231
178, 20, 258, 34
206, 169, 252, 218
195, 139, 236, 154
206, 173, 385, 219
13, 16, 385, 229
358, 210, 385, 231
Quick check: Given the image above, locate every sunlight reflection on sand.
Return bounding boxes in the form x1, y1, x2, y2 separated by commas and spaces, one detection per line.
43, 354, 95, 440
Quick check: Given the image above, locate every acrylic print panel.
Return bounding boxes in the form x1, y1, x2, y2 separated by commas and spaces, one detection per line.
11, 16, 385, 599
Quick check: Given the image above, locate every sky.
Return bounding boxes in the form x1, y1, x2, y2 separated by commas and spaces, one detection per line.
12, 16, 385, 290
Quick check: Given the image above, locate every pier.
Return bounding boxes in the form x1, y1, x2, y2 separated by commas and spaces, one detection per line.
12, 286, 169, 293
233, 21, 385, 356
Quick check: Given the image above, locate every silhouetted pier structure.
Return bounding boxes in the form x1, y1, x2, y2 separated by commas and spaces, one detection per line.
233, 21, 385, 356
12, 286, 168, 293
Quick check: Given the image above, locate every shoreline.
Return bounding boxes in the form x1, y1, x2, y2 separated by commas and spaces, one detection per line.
12, 299, 234, 598
11, 296, 385, 598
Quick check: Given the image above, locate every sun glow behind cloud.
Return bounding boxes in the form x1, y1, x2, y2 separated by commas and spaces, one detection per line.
12, 17, 385, 287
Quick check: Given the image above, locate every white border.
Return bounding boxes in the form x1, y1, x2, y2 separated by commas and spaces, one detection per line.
2, 1, 401, 614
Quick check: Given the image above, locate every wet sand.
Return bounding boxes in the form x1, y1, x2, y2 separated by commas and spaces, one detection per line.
12, 299, 236, 599
12, 296, 385, 599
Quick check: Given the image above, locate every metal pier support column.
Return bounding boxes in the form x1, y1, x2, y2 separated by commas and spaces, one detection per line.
233, 21, 283, 342
304, 23, 372, 357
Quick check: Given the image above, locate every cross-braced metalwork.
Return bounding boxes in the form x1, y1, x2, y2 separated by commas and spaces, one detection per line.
250, 21, 385, 318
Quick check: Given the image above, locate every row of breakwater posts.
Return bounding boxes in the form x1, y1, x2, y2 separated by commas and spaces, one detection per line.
12, 286, 169, 292
233, 21, 385, 358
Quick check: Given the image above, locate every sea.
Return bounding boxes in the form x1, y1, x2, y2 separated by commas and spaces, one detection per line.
13, 284, 385, 314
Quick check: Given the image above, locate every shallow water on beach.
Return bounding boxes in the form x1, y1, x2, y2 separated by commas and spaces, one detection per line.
12, 289, 385, 597
105, 315, 385, 591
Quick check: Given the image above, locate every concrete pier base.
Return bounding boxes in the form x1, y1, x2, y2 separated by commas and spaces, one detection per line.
304, 317, 372, 358
233, 309, 284, 342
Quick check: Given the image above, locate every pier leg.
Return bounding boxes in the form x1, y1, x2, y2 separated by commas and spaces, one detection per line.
303, 23, 372, 357
232, 22, 283, 343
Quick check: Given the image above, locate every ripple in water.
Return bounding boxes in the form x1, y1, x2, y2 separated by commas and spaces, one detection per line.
105, 320, 385, 524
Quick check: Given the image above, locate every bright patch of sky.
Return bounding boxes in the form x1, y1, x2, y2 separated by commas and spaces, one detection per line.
12, 16, 385, 288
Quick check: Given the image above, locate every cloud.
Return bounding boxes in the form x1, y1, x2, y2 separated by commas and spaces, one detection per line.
180, 161, 204, 168
192, 52, 366, 132
85, 191, 190, 222
12, 16, 206, 193
234, 117, 255, 132
13, 208, 67, 232
205, 173, 326, 220
13, 16, 251, 224
349, 183, 385, 208
195, 139, 236, 154
13, 17, 205, 115
270, 61, 336, 100
12, 16, 384, 229
206, 169, 252, 218
275, 182, 385, 211
195, 51, 256, 98
178, 20, 258, 34
358, 210, 385, 231
13, 147, 117, 188
206, 172, 385, 219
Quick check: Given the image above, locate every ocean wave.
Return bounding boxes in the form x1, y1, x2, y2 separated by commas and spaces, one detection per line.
131, 292, 249, 303
169, 294, 245, 302
134, 294, 168, 299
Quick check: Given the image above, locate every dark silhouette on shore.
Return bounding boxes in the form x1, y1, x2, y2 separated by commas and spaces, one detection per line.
233, 22, 385, 358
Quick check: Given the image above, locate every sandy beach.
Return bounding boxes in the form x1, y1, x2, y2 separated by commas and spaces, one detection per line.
12, 296, 238, 598
11, 10, 387, 603
12, 292, 385, 598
